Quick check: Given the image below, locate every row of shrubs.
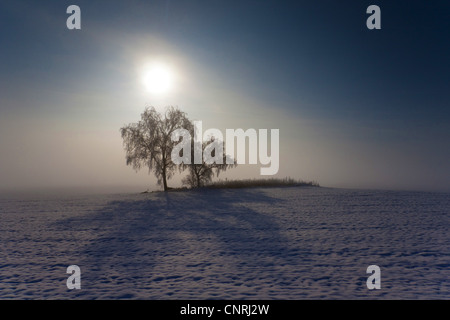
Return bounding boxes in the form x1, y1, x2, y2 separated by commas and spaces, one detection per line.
204, 177, 320, 189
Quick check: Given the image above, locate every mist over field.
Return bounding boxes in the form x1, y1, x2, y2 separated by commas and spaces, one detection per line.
0, 1, 449, 193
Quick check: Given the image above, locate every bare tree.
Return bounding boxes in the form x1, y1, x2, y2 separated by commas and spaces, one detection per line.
181, 138, 236, 188
120, 106, 191, 191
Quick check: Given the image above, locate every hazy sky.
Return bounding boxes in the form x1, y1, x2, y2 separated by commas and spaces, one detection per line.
0, 0, 449, 193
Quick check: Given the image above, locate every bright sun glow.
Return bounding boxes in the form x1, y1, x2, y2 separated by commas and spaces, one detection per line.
142, 63, 174, 95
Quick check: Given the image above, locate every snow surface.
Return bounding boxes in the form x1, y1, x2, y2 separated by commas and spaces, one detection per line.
0, 187, 449, 299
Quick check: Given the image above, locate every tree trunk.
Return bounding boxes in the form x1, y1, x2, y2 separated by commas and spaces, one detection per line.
162, 167, 168, 192
163, 176, 168, 191
161, 154, 168, 192
196, 171, 201, 188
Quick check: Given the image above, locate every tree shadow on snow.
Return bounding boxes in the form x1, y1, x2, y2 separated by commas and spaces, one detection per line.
55, 188, 294, 297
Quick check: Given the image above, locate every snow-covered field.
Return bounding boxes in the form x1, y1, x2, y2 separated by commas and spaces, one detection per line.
0, 186, 449, 299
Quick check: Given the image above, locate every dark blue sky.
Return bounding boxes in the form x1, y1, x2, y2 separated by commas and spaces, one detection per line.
0, 0, 449, 191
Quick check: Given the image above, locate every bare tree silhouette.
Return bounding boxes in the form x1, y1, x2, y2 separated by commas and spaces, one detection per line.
181, 137, 236, 189
120, 106, 191, 191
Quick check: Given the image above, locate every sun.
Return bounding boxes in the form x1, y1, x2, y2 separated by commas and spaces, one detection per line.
142, 62, 174, 95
